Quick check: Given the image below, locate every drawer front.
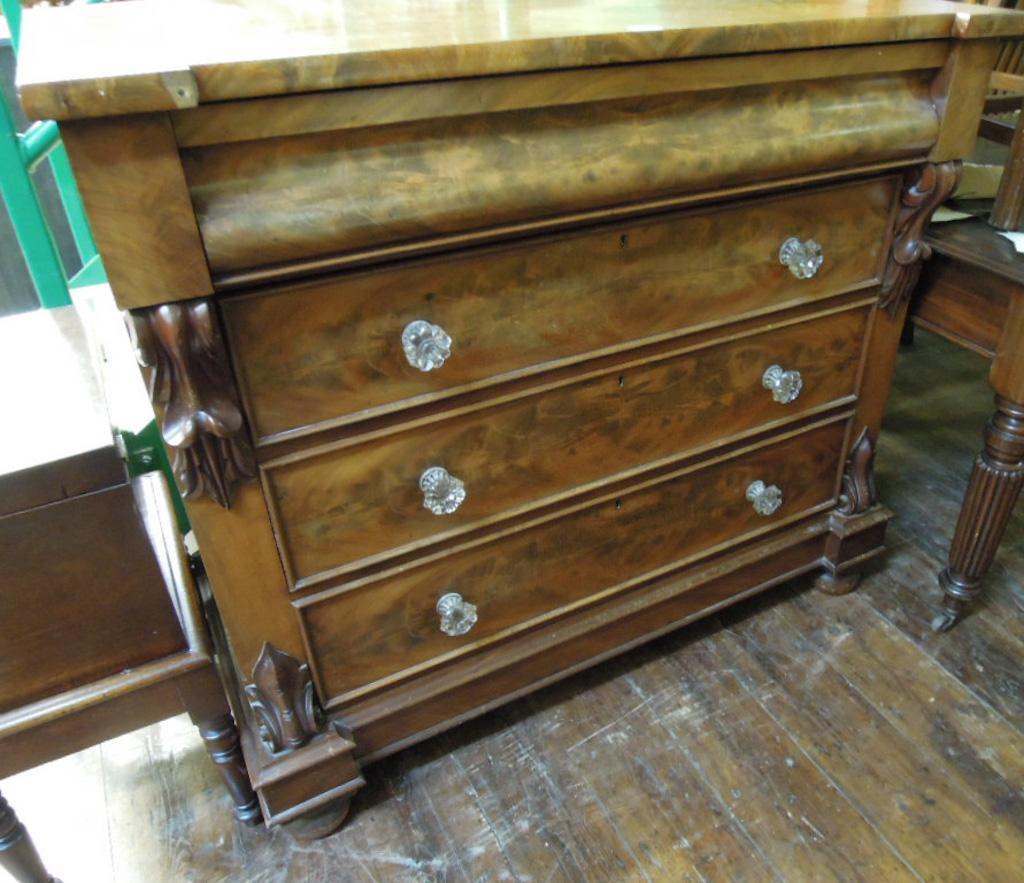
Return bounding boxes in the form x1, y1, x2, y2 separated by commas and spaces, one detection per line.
267, 307, 867, 586
298, 418, 848, 703
185, 69, 934, 274
225, 178, 895, 442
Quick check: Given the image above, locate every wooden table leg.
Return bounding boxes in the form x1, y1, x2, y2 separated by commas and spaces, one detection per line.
0, 791, 60, 883
935, 291, 1024, 631
194, 712, 262, 825
935, 395, 1024, 630
179, 668, 262, 825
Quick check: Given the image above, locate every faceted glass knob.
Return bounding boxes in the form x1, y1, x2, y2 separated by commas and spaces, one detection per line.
762, 364, 803, 404
746, 480, 783, 516
779, 237, 824, 279
436, 592, 478, 636
419, 466, 467, 515
402, 320, 452, 372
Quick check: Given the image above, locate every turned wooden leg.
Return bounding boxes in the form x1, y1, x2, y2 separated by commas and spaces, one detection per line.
934, 396, 1024, 631
179, 666, 262, 825
0, 791, 59, 883
194, 713, 262, 825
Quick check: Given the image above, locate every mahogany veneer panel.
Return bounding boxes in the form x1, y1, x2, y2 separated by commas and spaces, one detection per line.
298, 418, 848, 703
16, 0, 1022, 838
266, 306, 868, 586
224, 178, 894, 443
17, 0, 1024, 119
186, 74, 931, 273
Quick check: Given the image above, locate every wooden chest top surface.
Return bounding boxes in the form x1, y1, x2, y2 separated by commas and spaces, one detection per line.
16, 0, 1024, 120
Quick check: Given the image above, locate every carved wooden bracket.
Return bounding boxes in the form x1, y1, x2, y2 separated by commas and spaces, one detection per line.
129, 299, 255, 509
837, 428, 877, 516
879, 161, 962, 317
245, 643, 324, 754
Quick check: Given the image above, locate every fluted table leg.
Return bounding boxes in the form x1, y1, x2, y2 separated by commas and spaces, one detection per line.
0, 791, 59, 883
934, 396, 1024, 631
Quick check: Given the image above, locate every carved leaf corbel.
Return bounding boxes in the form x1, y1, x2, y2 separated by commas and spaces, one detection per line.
128, 299, 255, 509
879, 161, 962, 317
836, 428, 878, 516
244, 643, 324, 754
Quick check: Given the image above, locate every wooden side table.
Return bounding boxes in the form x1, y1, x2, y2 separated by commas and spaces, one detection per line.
0, 307, 259, 883
911, 217, 1024, 629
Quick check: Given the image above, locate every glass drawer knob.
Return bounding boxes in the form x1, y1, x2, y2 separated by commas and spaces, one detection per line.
762, 365, 803, 404
420, 466, 466, 515
437, 592, 477, 636
779, 237, 823, 279
402, 320, 451, 372
746, 480, 783, 516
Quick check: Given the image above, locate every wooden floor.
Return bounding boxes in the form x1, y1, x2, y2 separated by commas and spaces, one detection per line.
5, 329, 1023, 883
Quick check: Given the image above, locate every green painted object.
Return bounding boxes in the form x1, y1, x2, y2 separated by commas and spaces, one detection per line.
1, 0, 188, 528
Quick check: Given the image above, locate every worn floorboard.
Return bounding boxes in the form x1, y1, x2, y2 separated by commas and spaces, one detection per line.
3, 330, 1022, 883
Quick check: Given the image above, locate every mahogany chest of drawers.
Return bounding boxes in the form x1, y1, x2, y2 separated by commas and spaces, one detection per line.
17, 0, 1024, 838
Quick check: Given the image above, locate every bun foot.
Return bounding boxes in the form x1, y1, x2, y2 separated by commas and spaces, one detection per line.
814, 570, 861, 596
281, 797, 352, 841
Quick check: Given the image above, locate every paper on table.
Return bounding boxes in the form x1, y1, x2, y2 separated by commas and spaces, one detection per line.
932, 207, 973, 223
997, 230, 1024, 254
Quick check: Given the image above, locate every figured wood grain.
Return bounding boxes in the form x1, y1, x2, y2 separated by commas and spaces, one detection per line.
266, 307, 868, 586
299, 419, 847, 703
171, 42, 950, 148
59, 114, 212, 311
340, 519, 849, 760
185, 74, 934, 274
224, 178, 895, 443
4, 330, 1021, 881
16, 0, 1024, 120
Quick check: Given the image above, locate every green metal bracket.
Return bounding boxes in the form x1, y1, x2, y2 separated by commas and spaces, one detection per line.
121, 421, 190, 534
0, 93, 71, 307
1, 0, 20, 52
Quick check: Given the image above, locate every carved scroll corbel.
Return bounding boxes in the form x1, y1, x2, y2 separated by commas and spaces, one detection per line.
129, 298, 255, 509
836, 428, 878, 516
879, 161, 962, 317
245, 643, 324, 754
